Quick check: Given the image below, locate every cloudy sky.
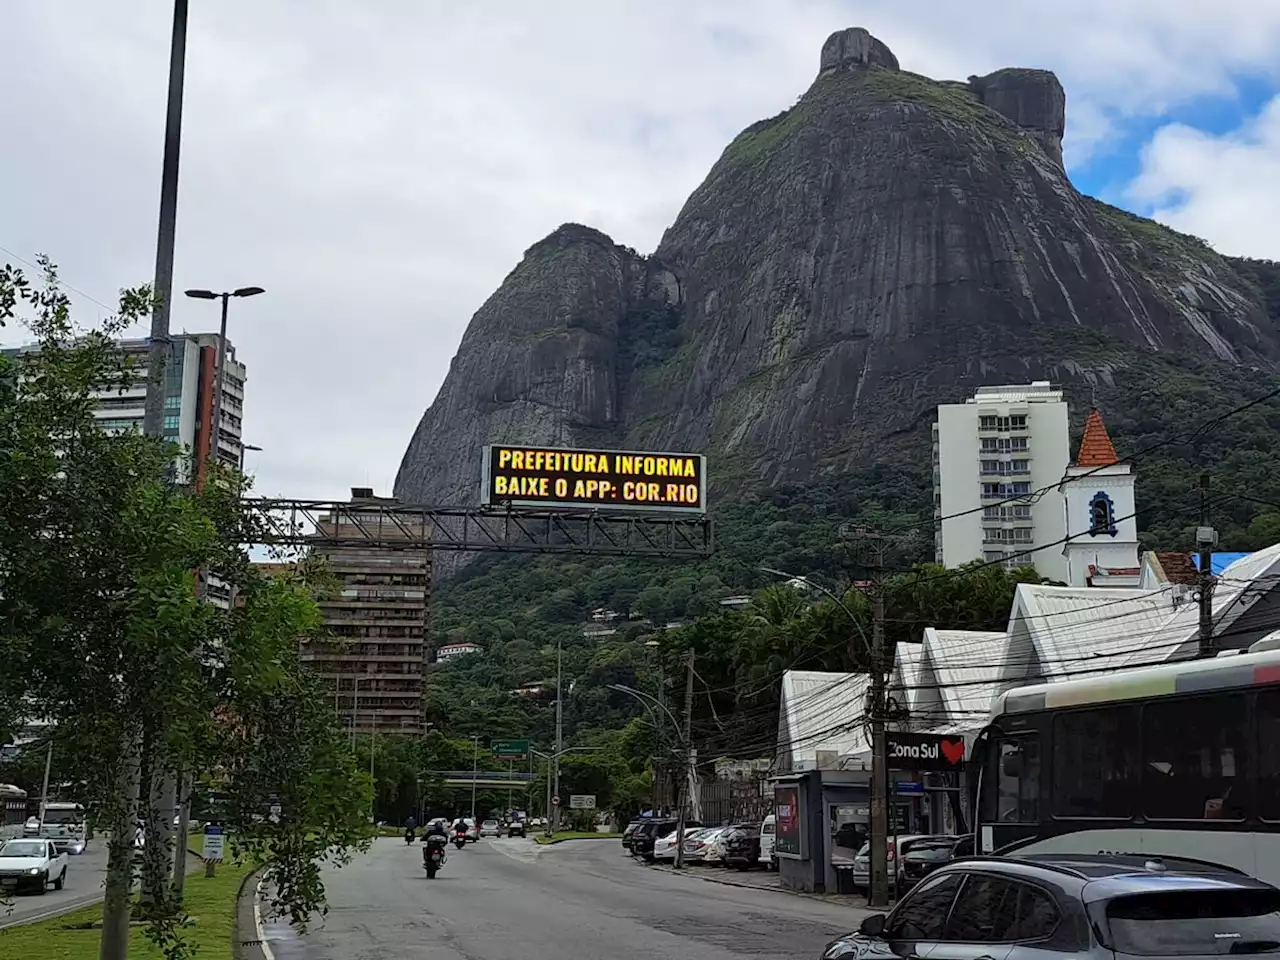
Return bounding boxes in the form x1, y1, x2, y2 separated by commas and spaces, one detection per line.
2, 1, 1278, 502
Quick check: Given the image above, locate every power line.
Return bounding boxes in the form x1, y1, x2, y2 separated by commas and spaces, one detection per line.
0, 244, 115, 315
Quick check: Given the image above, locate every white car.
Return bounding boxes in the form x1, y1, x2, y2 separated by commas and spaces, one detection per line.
0, 838, 68, 894
479, 819, 501, 838
653, 827, 701, 861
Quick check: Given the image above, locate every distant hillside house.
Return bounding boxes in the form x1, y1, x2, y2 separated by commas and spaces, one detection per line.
436, 641, 482, 662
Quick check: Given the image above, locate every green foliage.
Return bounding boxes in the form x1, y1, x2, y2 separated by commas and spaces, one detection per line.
0, 258, 369, 958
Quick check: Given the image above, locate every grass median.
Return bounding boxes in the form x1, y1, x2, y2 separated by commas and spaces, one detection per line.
0, 861, 252, 960
534, 831, 622, 845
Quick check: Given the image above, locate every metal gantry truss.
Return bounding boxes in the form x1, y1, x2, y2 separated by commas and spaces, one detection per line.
240, 498, 713, 558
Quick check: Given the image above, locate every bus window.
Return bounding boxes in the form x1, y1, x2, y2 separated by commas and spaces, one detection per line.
997, 737, 1040, 823
1053, 706, 1138, 818
1259, 690, 1280, 821
1142, 693, 1248, 821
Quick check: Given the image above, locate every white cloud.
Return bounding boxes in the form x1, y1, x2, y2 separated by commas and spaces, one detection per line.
1128, 96, 1280, 259
1, 1, 1279, 502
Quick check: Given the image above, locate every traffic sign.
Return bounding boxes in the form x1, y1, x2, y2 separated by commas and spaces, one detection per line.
202, 825, 225, 862
569, 794, 596, 810
490, 738, 530, 761
551, 795, 561, 806
893, 780, 924, 795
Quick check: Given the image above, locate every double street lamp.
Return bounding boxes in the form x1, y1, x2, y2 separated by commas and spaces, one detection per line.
184, 286, 264, 471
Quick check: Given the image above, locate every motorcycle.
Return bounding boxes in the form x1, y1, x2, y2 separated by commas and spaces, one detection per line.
404, 828, 416, 845
452, 828, 467, 850
424, 834, 448, 878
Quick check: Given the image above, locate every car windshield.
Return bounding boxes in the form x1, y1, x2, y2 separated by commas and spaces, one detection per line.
483, 820, 497, 826
904, 839, 956, 861
1107, 890, 1280, 956
0, 841, 46, 857
42, 808, 84, 824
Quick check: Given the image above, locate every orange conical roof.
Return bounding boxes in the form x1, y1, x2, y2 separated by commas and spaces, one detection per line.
1076, 408, 1119, 467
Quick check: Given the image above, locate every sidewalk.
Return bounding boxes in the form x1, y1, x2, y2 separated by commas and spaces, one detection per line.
644, 860, 873, 912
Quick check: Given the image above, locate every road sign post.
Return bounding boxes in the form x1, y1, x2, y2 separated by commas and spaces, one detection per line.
202, 825, 224, 878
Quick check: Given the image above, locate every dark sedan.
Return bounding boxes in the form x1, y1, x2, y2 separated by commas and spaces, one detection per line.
722, 823, 761, 871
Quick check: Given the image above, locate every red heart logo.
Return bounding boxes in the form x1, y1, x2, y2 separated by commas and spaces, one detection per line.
940, 739, 965, 765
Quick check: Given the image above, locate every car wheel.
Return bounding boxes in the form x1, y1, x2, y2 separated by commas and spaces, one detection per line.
36, 873, 48, 895
54, 869, 65, 891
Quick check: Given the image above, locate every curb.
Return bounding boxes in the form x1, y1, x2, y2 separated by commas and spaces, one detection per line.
643, 861, 872, 910
534, 835, 622, 846
233, 866, 271, 960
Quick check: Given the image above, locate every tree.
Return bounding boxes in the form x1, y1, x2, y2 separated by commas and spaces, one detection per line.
0, 259, 370, 959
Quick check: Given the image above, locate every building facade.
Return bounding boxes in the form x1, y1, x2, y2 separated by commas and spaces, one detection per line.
304, 489, 431, 736
6, 333, 248, 483
932, 382, 1070, 581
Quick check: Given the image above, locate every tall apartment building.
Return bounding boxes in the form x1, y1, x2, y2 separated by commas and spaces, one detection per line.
303, 489, 431, 735
7, 333, 247, 485
932, 382, 1070, 582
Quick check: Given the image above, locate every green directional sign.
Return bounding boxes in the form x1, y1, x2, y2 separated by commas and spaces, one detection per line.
490, 739, 530, 761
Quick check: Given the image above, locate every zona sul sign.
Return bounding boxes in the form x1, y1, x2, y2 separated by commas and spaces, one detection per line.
482, 445, 706, 513
885, 732, 966, 772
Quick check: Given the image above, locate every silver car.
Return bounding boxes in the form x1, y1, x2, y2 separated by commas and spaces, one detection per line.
479, 819, 501, 838
823, 853, 1280, 960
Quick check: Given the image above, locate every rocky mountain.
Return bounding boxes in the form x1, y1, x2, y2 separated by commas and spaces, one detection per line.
396, 27, 1280, 516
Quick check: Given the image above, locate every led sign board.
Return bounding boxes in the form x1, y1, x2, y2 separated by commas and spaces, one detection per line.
482, 445, 706, 513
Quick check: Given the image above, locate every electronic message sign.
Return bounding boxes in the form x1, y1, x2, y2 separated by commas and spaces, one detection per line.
482, 445, 706, 513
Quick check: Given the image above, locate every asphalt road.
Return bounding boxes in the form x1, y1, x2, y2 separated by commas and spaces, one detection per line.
262, 837, 869, 960
0, 842, 108, 930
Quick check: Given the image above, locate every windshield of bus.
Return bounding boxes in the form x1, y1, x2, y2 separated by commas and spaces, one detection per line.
1106, 890, 1280, 956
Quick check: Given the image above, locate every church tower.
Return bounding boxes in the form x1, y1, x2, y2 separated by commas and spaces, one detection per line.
1060, 409, 1141, 587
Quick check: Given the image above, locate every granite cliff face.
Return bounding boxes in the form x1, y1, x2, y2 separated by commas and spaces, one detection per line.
396, 27, 1280, 515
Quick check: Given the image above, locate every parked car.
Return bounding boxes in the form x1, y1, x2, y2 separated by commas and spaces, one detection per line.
897, 834, 972, 893
821, 853, 1280, 960
479, 819, 501, 838
722, 824, 762, 871
680, 827, 716, 863
0, 838, 68, 894
850, 834, 937, 893
653, 827, 702, 862
506, 819, 526, 838
632, 819, 702, 861
621, 820, 645, 853
699, 826, 732, 866
758, 814, 776, 870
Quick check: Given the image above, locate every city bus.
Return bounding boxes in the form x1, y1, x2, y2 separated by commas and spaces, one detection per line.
971, 644, 1280, 884
0, 784, 27, 841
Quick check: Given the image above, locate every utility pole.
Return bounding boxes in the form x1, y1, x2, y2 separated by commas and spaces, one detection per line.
864, 532, 891, 909
1197, 473, 1217, 658
674, 649, 695, 869
470, 735, 479, 823
553, 639, 563, 833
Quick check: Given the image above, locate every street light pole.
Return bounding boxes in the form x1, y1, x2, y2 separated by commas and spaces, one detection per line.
531, 746, 601, 837
239, 443, 262, 473
470, 735, 479, 823
553, 639, 563, 832
183, 286, 264, 476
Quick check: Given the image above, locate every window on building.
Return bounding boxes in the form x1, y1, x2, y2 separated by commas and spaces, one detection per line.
1010, 482, 1030, 495
1012, 528, 1033, 542
1089, 491, 1117, 536
1142, 693, 1248, 820
1011, 459, 1030, 474
1009, 414, 1027, 429
980, 416, 998, 430
984, 551, 1006, 563
1054, 706, 1138, 817
165, 395, 181, 409
981, 459, 1002, 473
163, 414, 180, 431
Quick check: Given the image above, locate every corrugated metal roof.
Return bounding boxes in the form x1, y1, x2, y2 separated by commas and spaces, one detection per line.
778, 670, 869, 769
922, 629, 1007, 726
890, 641, 924, 715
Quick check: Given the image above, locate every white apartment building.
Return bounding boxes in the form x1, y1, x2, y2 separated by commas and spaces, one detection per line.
7, 333, 247, 485
92, 333, 247, 484
932, 382, 1071, 582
